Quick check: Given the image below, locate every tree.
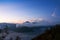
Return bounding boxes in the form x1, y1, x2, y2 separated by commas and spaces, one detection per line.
0, 29, 2, 33
10, 37, 13, 40
0, 37, 3, 40
16, 36, 21, 40
4, 24, 9, 34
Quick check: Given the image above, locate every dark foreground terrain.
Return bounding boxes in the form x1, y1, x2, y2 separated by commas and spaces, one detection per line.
32, 24, 60, 40
0, 23, 60, 40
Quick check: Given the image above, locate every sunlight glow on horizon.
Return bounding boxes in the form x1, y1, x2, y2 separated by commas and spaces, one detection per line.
0, 19, 24, 23
0, 0, 60, 25
0, 2, 45, 23
0, 17, 44, 23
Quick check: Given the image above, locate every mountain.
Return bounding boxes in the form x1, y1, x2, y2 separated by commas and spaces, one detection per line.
32, 24, 60, 40
0, 23, 16, 30
19, 20, 50, 27
22, 21, 33, 27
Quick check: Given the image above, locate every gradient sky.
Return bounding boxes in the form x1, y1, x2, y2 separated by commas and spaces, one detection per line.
0, 0, 60, 24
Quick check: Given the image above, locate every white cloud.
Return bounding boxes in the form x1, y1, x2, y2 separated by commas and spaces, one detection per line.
52, 13, 60, 18
51, 8, 56, 17
51, 8, 60, 18
29, 17, 44, 22
52, 12, 56, 17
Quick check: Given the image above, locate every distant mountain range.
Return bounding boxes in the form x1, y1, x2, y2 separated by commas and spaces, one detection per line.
0, 23, 56, 35
16, 20, 54, 27
0, 23, 16, 30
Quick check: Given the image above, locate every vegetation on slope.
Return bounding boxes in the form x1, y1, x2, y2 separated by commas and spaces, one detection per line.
32, 24, 60, 40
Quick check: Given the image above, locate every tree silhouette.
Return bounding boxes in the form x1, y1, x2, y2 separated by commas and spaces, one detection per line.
4, 24, 9, 34
32, 24, 60, 40
0, 37, 3, 40
16, 36, 21, 40
10, 37, 13, 40
0, 29, 2, 33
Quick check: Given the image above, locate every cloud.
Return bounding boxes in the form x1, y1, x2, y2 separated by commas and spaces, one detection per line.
22, 20, 50, 26
52, 12, 56, 17
29, 17, 44, 22
51, 12, 60, 18
21, 18, 51, 26
51, 8, 56, 17
51, 8, 60, 18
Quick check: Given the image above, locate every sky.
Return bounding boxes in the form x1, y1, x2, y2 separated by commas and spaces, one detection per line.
0, 0, 60, 25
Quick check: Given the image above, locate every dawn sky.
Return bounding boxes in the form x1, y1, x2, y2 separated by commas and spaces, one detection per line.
0, 0, 60, 24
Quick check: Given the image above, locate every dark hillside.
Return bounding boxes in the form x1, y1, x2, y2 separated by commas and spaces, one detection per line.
32, 24, 60, 40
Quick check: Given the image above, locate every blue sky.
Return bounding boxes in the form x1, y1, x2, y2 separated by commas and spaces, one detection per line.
0, 0, 60, 25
